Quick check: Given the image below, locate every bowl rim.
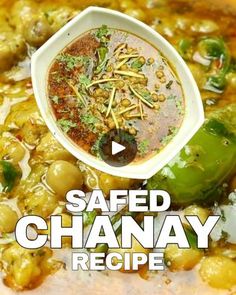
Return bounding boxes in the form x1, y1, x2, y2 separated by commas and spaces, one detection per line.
31, 6, 204, 179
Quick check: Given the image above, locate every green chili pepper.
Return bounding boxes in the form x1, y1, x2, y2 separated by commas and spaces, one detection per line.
147, 104, 236, 205
204, 118, 235, 140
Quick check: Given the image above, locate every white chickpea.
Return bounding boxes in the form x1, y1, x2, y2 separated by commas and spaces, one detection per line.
0, 41, 14, 71
0, 10, 10, 31
45, 7, 76, 33
0, 32, 26, 71
78, 163, 100, 191
10, 0, 37, 31
23, 15, 52, 47
164, 244, 203, 271
0, 204, 18, 233
108, 236, 150, 273
184, 205, 210, 224
99, 172, 141, 196
36, 133, 75, 162
199, 256, 236, 289
2, 242, 61, 290
99, 172, 138, 196
7, 142, 25, 164
226, 72, 236, 89
46, 160, 83, 198
18, 189, 59, 219
5, 99, 39, 130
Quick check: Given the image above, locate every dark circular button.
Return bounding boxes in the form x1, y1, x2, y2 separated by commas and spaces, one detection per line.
98, 129, 137, 167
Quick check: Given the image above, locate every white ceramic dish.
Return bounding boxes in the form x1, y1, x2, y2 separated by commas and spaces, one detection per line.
31, 6, 204, 179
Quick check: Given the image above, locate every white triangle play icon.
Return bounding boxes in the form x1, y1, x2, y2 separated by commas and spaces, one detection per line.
112, 141, 126, 155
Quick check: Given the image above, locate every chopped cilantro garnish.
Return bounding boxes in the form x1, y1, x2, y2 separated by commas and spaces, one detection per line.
138, 139, 149, 156
58, 119, 77, 133
95, 25, 109, 40
161, 133, 174, 146
80, 113, 99, 132
79, 74, 92, 87
102, 82, 113, 90
51, 72, 66, 83
91, 140, 100, 155
57, 54, 90, 71
137, 88, 152, 103
131, 59, 143, 70
0, 161, 19, 192
176, 100, 184, 115
50, 95, 59, 104
167, 94, 177, 100
80, 113, 99, 125
91, 136, 102, 157
169, 126, 178, 134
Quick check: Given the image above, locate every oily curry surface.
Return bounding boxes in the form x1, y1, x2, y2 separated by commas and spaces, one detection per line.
48, 27, 184, 160
0, 0, 236, 293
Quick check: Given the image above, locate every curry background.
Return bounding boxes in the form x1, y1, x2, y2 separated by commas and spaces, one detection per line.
0, 0, 236, 294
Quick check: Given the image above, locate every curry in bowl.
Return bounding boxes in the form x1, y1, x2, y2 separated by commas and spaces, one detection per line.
0, 0, 236, 294
48, 26, 184, 160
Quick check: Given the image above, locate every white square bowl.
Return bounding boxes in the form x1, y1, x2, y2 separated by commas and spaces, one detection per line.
31, 6, 204, 179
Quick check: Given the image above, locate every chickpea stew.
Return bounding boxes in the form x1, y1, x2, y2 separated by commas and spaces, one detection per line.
48, 26, 184, 160
0, 0, 236, 294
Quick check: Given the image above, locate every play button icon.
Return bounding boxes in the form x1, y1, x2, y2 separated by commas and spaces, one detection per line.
98, 129, 137, 167
112, 141, 126, 155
